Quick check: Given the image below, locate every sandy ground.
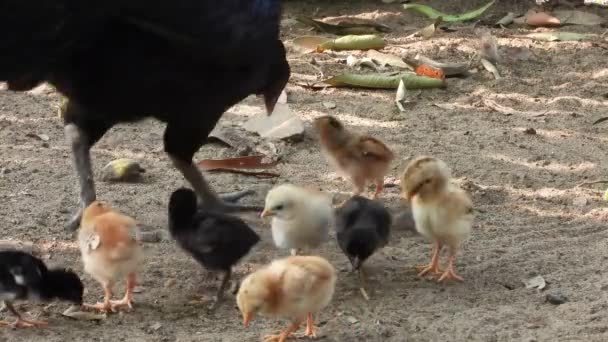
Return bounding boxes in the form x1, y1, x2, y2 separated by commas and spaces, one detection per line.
2, 1, 608, 341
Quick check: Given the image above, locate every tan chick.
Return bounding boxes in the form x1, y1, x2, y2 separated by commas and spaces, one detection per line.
261, 184, 332, 256
314, 115, 394, 200
400, 156, 474, 283
237, 255, 337, 342
78, 201, 143, 312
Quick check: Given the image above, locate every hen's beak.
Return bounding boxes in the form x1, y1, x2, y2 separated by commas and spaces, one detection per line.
260, 209, 274, 218
243, 312, 253, 327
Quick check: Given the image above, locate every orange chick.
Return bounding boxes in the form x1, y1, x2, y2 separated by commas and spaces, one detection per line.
314, 115, 394, 200
237, 256, 337, 342
400, 156, 474, 283
78, 201, 143, 312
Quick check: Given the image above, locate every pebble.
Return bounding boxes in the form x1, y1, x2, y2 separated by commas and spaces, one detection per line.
546, 292, 567, 305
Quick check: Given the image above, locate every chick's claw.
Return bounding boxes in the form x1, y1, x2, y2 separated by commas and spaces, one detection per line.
84, 302, 114, 313
415, 263, 443, 277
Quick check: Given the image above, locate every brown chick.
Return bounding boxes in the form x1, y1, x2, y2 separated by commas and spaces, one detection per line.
400, 156, 474, 283
237, 256, 337, 342
78, 201, 143, 312
314, 115, 394, 200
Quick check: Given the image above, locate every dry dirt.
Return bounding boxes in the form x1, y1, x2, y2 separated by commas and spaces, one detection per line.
2, 1, 608, 341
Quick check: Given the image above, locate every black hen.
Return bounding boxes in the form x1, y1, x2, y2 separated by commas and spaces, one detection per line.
168, 187, 260, 310
334, 196, 391, 299
0, 0, 290, 231
0, 251, 84, 328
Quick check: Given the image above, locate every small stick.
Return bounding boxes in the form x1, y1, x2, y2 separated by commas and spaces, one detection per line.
577, 180, 608, 187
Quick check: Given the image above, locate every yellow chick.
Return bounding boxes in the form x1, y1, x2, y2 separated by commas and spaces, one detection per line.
237, 255, 337, 342
261, 184, 332, 256
400, 156, 474, 283
314, 115, 394, 200
78, 201, 143, 312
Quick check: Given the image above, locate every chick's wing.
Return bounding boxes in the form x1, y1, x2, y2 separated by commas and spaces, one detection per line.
87, 212, 139, 261
358, 136, 394, 161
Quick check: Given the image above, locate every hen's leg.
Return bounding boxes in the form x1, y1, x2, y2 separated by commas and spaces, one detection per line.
164, 121, 261, 213
1, 302, 48, 328
170, 157, 260, 212
63, 101, 112, 231
416, 242, 443, 277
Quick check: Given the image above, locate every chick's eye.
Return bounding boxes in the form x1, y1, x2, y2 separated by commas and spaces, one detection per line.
424, 179, 432, 184
273, 204, 284, 211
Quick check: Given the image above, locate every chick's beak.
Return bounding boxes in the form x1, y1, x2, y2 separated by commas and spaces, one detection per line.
243, 312, 253, 327
260, 209, 274, 218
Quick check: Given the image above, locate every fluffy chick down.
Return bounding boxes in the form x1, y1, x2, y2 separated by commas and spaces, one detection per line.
78, 201, 143, 310
314, 115, 394, 199
262, 184, 333, 255
400, 156, 474, 282
237, 255, 336, 341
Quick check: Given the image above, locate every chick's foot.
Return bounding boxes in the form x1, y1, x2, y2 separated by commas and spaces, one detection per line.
14, 318, 48, 328
264, 323, 300, 342
415, 263, 443, 277
84, 301, 113, 313
437, 257, 464, 283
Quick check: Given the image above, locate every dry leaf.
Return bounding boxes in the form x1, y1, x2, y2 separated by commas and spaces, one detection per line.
395, 79, 407, 112
554, 10, 605, 26
366, 50, 411, 69
297, 16, 391, 35
208, 125, 254, 149
243, 103, 304, 140
523, 275, 546, 290
496, 12, 515, 27
100, 158, 145, 182
480, 58, 501, 79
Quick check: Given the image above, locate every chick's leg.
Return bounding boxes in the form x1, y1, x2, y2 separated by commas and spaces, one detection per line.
1, 302, 48, 328
304, 313, 317, 337
437, 252, 464, 283
208, 270, 231, 312
85, 282, 114, 312
110, 273, 136, 310
416, 242, 443, 277
263, 322, 300, 342
372, 177, 384, 199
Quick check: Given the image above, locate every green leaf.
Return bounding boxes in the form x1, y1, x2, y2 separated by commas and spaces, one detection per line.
403, 0, 496, 23
292, 36, 331, 52
525, 32, 592, 41
318, 35, 386, 52
604, 188, 608, 201
322, 72, 445, 89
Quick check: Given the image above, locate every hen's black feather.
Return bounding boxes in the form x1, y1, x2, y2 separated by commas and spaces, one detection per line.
1, 0, 289, 160
168, 188, 260, 272
0, 251, 83, 305
335, 196, 391, 269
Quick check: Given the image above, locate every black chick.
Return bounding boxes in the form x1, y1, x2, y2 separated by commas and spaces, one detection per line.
168, 187, 260, 311
335, 195, 391, 300
0, 251, 84, 328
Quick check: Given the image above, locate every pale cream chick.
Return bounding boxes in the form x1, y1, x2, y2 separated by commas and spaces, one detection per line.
261, 184, 332, 256
400, 156, 474, 282
237, 255, 337, 342
78, 201, 143, 312
314, 115, 394, 200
